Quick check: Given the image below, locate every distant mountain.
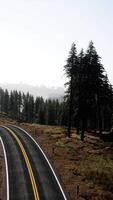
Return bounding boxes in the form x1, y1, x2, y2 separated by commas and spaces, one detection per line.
0, 83, 65, 99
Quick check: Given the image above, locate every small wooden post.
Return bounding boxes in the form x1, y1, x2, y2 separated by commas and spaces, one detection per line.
76, 184, 79, 198
52, 147, 55, 155
34, 128, 37, 137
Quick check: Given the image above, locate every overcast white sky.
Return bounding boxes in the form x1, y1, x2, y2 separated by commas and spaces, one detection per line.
0, 0, 113, 87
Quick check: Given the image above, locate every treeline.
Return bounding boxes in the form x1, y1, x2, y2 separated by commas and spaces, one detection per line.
64, 41, 113, 139
0, 88, 67, 125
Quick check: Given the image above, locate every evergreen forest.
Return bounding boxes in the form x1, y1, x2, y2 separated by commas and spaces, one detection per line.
64, 41, 113, 138
0, 41, 112, 139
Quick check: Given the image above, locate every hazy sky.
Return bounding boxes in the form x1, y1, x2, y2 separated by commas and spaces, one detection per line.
0, 0, 113, 87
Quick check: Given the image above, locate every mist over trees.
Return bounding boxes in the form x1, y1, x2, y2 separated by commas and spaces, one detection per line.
0, 88, 66, 126
0, 83, 64, 99
64, 41, 113, 139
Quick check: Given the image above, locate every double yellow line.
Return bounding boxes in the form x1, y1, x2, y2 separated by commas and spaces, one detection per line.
3, 126, 40, 200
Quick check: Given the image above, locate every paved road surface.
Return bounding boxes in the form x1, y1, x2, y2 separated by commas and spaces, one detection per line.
0, 125, 68, 200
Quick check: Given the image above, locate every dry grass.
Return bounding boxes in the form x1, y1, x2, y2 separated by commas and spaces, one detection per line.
79, 155, 113, 191
20, 124, 113, 200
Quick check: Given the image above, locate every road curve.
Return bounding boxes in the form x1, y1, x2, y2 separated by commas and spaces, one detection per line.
0, 125, 68, 200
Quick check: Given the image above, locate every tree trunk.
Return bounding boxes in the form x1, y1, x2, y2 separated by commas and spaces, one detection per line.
81, 117, 86, 141
67, 80, 73, 138
97, 89, 102, 135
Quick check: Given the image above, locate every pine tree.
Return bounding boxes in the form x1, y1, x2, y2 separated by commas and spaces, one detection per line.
3, 89, 9, 114
76, 49, 84, 135
18, 91, 22, 121
9, 91, 15, 119
84, 41, 105, 135
34, 97, 46, 124
64, 43, 79, 137
0, 88, 4, 112
101, 75, 113, 131
28, 95, 34, 123
22, 92, 29, 122
47, 99, 56, 125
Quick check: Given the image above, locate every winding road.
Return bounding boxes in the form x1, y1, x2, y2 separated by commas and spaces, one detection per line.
0, 125, 68, 200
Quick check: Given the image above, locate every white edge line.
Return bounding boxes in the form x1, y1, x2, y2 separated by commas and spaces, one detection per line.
14, 125, 67, 200
0, 136, 9, 200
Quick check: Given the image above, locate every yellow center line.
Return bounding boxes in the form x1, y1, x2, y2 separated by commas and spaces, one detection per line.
3, 126, 40, 200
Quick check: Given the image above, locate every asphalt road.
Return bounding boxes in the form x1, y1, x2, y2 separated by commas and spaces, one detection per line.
0, 125, 68, 200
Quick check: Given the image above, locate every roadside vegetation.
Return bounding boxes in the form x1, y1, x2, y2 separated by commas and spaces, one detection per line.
19, 123, 113, 200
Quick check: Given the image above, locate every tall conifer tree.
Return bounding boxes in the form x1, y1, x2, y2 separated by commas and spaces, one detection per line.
64, 43, 79, 137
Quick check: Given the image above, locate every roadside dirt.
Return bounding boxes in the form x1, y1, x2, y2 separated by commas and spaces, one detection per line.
20, 123, 113, 200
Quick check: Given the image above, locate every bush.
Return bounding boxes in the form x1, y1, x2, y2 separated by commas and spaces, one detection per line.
79, 155, 113, 191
